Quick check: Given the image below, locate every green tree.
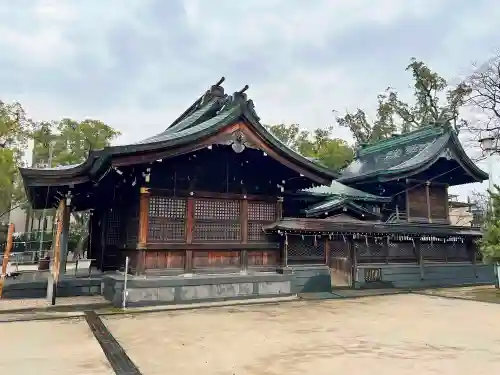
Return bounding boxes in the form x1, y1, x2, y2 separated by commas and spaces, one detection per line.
266, 124, 354, 171
33, 118, 121, 167
0, 100, 33, 214
480, 185, 500, 262
337, 58, 471, 146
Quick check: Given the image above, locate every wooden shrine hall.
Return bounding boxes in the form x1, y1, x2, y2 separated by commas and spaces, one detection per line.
19, 78, 497, 305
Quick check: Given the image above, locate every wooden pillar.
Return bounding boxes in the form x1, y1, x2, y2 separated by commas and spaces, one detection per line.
349, 235, 356, 287
415, 237, 424, 280
137, 187, 150, 275
283, 233, 289, 268
240, 199, 248, 273
99, 209, 107, 271
0, 223, 15, 299
444, 184, 450, 223
276, 196, 284, 220
324, 238, 330, 266
59, 200, 71, 276
425, 181, 432, 223
48, 200, 65, 305
405, 189, 411, 222
185, 197, 195, 273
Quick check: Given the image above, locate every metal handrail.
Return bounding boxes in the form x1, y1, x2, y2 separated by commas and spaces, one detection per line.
385, 211, 407, 223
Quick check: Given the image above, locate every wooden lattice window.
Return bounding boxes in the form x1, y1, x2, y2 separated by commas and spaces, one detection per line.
194, 199, 240, 220
149, 196, 186, 219
248, 201, 276, 242
193, 199, 241, 242
148, 196, 187, 242
106, 208, 121, 245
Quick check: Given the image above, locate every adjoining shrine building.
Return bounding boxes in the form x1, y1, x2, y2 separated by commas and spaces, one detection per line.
19, 78, 497, 305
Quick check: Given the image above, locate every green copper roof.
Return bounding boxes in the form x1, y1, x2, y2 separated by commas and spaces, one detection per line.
305, 197, 381, 219
339, 124, 488, 184
301, 180, 390, 202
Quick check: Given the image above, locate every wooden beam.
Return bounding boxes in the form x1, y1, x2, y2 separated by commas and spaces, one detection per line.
145, 188, 277, 203
406, 178, 448, 187
146, 242, 280, 250
0, 223, 15, 299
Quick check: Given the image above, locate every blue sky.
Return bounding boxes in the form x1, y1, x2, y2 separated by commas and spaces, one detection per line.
1, 0, 499, 198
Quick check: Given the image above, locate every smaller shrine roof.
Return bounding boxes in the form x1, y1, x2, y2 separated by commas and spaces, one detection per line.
263, 218, 482, 237
300, 180, 391, 203
339, 124, 488, 184
304, 197, 382, 219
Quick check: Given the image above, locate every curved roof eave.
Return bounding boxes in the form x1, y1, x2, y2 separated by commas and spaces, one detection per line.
339, 131, 488, 184
19, 151, 102, 184
240, 107, 338, 181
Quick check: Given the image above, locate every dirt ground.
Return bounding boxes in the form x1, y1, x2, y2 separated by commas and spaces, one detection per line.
103, 294, 500, 375
0, 318, 114, 375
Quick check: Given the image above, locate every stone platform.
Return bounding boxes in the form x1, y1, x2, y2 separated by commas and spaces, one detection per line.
102, 271, 293, 308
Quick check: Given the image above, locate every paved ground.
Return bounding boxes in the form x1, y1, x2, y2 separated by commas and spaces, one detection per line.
0, 318, 114, 375
1, 292, 500, 374
103, 294, 500, 375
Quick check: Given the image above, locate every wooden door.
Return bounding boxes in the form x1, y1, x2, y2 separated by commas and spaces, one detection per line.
328, 239, 353, 288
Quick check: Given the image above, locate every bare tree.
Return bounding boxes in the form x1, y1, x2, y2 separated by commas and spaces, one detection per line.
464, 54, 500, 149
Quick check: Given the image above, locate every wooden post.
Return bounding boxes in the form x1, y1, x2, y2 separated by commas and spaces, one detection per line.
415, 237, 424, 280
0, 223, 15, 299
444, 184, 450, 223
324, 238, 330, 266
137, 187, 150, 275
276, 196, 284, 220
349, 235, 356, 288
425, 181, 432, 223
185, 197, 195, 273
240, 199, 248, 273
48, 200, 65, 305
59, 201, 71, 276
405, 189, 411, 222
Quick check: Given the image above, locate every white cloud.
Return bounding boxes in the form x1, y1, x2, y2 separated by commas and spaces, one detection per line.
1, 0, 500, 199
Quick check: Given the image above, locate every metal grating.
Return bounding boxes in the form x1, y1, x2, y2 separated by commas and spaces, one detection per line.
149, 196, 186, 219
364, 268, 382, 282
248, 202, 276, 221
288, 236, 325, 258
387, 240, 416, 262
420, 239, 448, 260
194, 199, 240, 220
329, 239, 349, 258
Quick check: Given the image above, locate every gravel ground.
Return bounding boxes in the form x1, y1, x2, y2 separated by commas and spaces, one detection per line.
102, 293, 500, 375
0, 318, 113, 375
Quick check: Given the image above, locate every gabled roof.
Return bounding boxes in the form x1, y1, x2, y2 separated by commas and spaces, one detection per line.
20, 79, 338, 202
339, 124, 488, 185
300, 180, 391, 203
304, 197, 382, 219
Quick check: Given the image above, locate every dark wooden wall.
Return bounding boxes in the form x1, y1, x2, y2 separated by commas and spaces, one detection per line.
405, 182, 449, 223
139, 190, 281, 274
